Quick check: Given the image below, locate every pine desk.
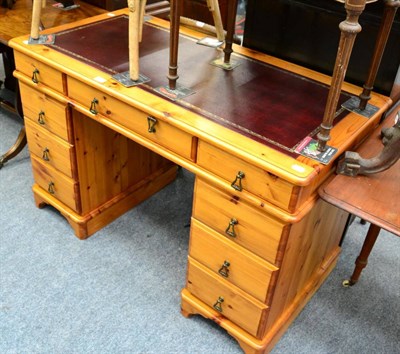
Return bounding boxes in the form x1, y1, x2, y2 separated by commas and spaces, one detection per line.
9, 9, 392, 353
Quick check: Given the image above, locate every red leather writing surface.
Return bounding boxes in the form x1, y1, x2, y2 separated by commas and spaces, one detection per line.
50, 15, 351, 156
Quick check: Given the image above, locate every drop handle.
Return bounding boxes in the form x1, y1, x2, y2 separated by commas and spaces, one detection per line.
147, 116, 157, 133
89, 98, 99, 115
38, 111, 45, 125
218, 260, 230, 278
213, 296, 224, 313
225, 218, 238, 238
47, 181, 55, 194
231, 171, 245, 191
32, 68, 39, 83
42, 148, 50, 161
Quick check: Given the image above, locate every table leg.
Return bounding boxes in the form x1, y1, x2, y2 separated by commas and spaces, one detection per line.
343, 223, 381, 286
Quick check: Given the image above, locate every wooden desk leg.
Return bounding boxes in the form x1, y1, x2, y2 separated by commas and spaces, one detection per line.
0, 126, 27, 169
343, 223, 381, 286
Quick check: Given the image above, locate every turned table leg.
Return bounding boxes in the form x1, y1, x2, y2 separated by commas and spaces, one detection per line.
343, 223, 381, 286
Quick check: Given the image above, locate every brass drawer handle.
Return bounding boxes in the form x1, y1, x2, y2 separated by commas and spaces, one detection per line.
38, 111, 45, 125
47, 181, 55, 194
231, 171, 245, 191
32, 68, 39, 84
42, 148, 50, 161
89, 98, 99, 115
147, 116, 157, 133
213, 296, 224, 313
225, 218, 238, 238
218, 260, 230, 278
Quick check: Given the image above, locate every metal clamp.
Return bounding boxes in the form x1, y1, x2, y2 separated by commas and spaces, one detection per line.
231, 171, 245, 191
218, 261, 230, 278
225, 218, 238, 238
38, 111, 45, 125
213, 296, 224, 313
42, 148, 50, 161
89, 98, 99, 115
147, 116, 158, 133
32, 68, 39, 84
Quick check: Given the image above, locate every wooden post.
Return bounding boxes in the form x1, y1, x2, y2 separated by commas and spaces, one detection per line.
30, 0, 43, 40
128, 0, 140, 81
168, 0, 180, 90
358, 0, 400, 110
317, 0, 367, 152
223, 0, 238, 64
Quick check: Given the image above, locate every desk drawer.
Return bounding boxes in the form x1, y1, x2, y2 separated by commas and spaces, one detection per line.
31, 155, 80, 212
25, 119, 74, 178
187, 257, 268, 338
189, 219, 278, 303
19, 83, 69, 141
14, 52, 64, 93
193, 178, 285, 264
197, 140, 296, 212
68, 77, 194, 161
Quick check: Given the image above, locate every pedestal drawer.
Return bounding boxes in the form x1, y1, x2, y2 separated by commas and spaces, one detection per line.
187, 257, 269, 338
197, 140, 296, 212
19, 82, 69, 141
68, 77, 194, 161
193, 178, 285, 264
31, 155, 80, 212
25, 119, 74, 178
189, 218, 278, 303
14, 52, 64, 93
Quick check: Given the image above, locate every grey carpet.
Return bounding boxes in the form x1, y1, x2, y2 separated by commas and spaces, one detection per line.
1, 67, 399, 354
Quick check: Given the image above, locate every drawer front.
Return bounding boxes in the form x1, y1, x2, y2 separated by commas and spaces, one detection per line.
187, 257, 268, 338
19, 82, 69, 141
193, 178, 285, 264
14, 52, 64, 93
197, 140, 296, 211
189, 219, 278, 303
31, 155, 80, 212
68, 77, 194, 161
25, 119, 74, 178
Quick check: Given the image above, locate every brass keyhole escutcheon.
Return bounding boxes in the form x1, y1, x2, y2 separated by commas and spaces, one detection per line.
47, 181, 55, 195
225, 218, 238, 238
147, 116, 157, 133
42, 148, 50, 161
218, 260, 230, 278
231, 171, 245, 191
213, 296, 224, 313
38, 111, 45, 125
89, 98, 99, 115
32, 68, 39, 84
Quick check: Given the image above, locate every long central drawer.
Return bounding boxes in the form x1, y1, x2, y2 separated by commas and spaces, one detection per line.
67, 77, 195, 161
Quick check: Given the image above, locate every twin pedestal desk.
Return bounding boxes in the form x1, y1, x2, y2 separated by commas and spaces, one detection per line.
10, 10, 391, 353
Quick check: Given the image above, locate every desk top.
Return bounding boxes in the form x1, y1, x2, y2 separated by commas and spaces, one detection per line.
319, 111, 400, 236
0, 0, 105, 45
9, 9, 392, 186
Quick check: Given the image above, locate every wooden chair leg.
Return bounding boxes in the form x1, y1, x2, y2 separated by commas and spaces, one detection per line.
358, 0, 400, 110
0, 127, 27, 169
317, 0, 367, 151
